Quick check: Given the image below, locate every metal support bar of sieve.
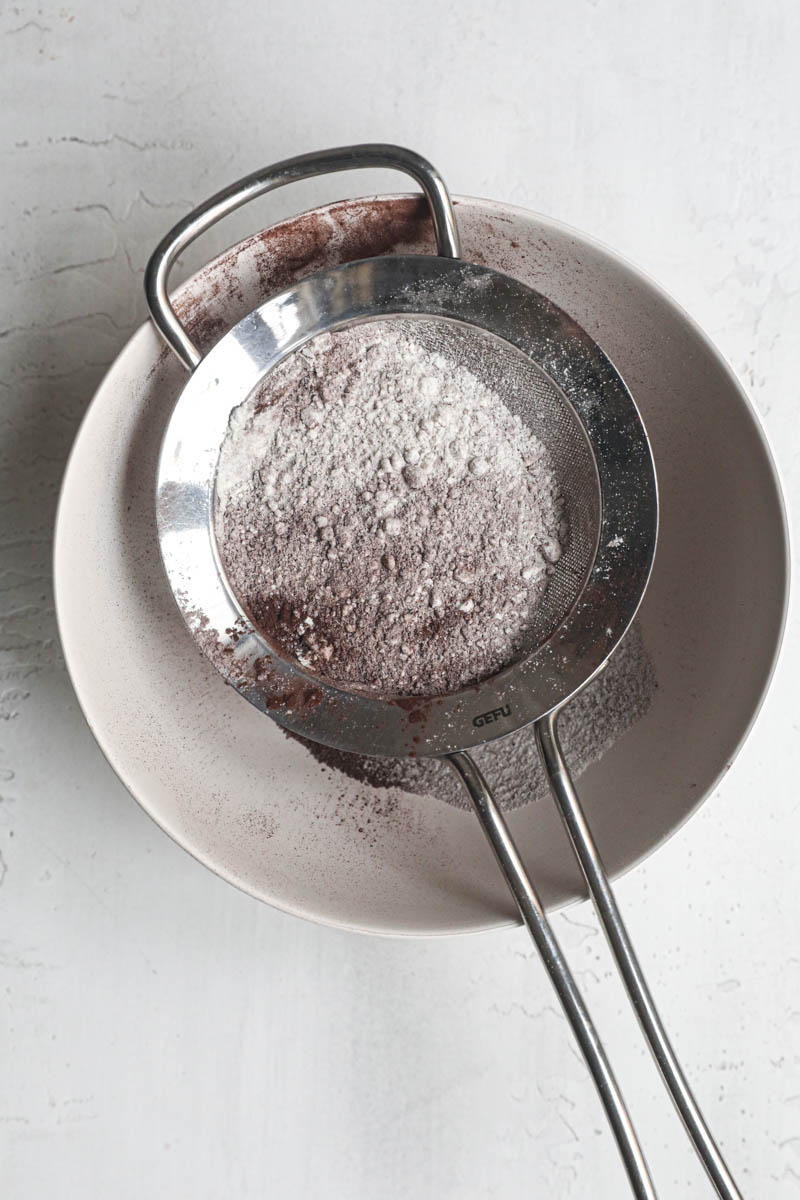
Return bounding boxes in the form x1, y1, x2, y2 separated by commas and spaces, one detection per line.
535, 712, 744, 1200
446, 750, 658, 1200
145, 144, 461, 372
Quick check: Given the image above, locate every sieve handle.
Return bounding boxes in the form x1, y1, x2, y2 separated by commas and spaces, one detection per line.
534, 712, 744, 1200
144, 143, 461, 371
446, 750, 658, 1200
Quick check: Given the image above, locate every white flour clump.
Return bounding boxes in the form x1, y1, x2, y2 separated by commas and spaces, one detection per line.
215, 321, 567, 697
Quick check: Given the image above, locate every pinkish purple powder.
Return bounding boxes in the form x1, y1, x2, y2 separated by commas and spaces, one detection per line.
215, 321, 567, 697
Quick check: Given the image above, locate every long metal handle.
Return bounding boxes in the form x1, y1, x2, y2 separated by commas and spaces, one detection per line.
144, 143, 461, 371
534, 711, 744, 1200
446, 750, 658, 1200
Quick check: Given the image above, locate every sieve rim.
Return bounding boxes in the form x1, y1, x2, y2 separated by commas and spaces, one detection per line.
156, 253, 658, 759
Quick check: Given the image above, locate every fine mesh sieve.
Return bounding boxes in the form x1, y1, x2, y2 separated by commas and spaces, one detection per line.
146, 146, 743, 1200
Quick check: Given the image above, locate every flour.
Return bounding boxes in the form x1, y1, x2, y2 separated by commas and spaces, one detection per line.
215, 320, 566, 697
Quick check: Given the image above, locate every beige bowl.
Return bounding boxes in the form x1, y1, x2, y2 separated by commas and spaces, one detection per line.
54, 195, 789, 935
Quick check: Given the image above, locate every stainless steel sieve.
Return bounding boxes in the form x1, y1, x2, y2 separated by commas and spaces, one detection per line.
146, 144, 742, 1200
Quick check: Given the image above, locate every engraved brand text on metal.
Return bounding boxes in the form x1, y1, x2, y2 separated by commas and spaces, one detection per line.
472, 704, 511, 728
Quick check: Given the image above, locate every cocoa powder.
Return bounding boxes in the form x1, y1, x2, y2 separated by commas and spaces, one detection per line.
215, 321, 566, 697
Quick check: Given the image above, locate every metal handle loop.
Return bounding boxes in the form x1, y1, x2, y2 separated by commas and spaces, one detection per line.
446, 749, 658, 1199
535, 711, 743, 1199
449, 728, 745, 1198
144, 143, 461, 371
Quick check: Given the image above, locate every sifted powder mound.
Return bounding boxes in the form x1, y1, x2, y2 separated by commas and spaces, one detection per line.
215, 321, 566, 697
286, 621, 657, 812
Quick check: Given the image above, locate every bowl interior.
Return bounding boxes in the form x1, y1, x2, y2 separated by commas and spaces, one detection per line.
54, 194, 788, 934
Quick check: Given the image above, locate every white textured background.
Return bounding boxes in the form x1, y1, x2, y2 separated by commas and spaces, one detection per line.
2, 2, 799, 1196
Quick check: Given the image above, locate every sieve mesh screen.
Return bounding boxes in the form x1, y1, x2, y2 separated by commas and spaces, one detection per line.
392, 317, 601, 656
214, 313, 602, 693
